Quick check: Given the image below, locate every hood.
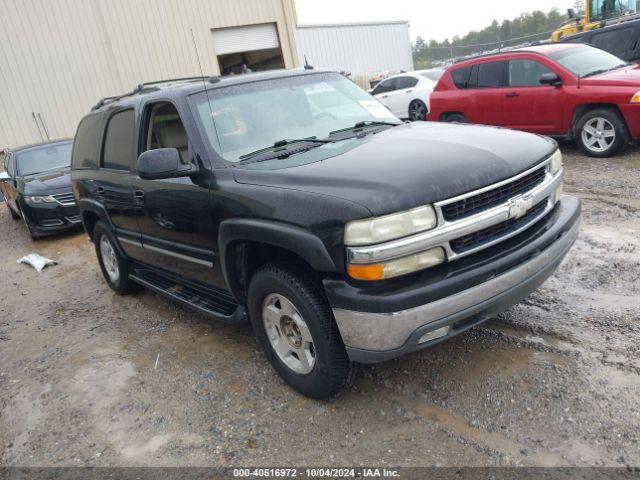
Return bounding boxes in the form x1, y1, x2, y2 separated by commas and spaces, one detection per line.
20, 168, 72, 195
233, 122, 556, 216
580, 66, 640, 87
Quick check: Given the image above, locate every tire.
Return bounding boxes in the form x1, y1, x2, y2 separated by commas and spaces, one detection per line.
7, 202, 20, 220
444, 113, 468, 123
575, 108, 627, 158
93, 221, 140, 295
408, 100, 428, 121
247, 262, 356, 399
18, 206, 39, 240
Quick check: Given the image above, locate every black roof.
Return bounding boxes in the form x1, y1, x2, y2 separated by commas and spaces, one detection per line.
91, 68, 333, 113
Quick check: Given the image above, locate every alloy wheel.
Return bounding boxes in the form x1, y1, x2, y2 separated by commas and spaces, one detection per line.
100, 235, 120, 283
582, 117, 616, 153
409, 101, 427, 121
262, 293, 316, 375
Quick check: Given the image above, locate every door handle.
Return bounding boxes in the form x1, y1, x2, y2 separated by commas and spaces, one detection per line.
133, 190, 145, 205
505, 92, 520, 98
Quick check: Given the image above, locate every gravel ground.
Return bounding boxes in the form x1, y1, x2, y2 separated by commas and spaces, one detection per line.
0, 144, 639, 468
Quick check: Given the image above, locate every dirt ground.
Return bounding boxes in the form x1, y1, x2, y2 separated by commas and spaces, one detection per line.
0, 144, 639, 468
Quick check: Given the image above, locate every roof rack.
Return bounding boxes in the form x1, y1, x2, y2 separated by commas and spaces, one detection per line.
91, 76, 213, 111
452, 39, 552, 64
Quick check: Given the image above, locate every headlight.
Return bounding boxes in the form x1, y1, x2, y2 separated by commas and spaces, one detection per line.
549, 149, 563, 175
348, 247, 446, 281
631, 91, 640, 103
344, 205, 437, 246
25, 195, 57, 205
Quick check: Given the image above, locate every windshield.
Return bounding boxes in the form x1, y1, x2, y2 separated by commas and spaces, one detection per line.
189, 72, 400, 163
590, 0, 636, 20
16, 142, 73, 176
420, 69, 445, 82
549, 46, 628, 77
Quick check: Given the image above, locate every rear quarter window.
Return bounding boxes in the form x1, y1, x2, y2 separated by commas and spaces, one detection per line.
451, 67, 472, 89
72, 113, 103, 170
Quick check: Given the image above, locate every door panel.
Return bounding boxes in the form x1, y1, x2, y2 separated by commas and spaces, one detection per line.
466, 62, 506, 126
503, 59, 564, 134
133, 101, 223, 288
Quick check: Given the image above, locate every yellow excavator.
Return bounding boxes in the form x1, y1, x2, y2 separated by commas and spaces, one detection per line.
553, 0, 638, 40
552, 0, 640, 62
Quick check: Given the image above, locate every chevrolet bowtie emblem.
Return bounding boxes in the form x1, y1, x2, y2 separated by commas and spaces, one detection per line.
508, 195, 534, 220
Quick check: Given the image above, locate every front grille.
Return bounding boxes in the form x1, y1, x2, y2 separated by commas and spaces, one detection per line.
450, 200, 548, 253
66, 215, 82, 224
442, 167, 547, 221
52, 192, 76, 206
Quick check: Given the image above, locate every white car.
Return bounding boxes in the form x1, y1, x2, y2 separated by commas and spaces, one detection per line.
370, 69, 445, 121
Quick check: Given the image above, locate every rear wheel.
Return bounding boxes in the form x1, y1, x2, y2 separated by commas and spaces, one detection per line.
93, 221, 141, 295
575, 108, 626, 158
247, 262, 355, 399
408, 100, 428, 121
444, 113, 468, 123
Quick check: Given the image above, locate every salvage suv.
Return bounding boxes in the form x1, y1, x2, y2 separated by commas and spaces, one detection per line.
72, 70, 581, 399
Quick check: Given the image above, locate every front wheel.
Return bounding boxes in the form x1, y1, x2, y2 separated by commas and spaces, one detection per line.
408, 100, 428, 121
575, 108, 626, 158
7, 202, 20, 220
247, 263, 355, 399
444, 113, 468, 123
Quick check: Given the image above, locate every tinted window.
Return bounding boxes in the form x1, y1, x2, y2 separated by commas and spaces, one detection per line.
477, 62, 505, 88
372, 78, 396, 95
451, 67, 472, 89
395, 76, 418, 89
102, 110, 135, 171
15, 143, 73, 176
509, 60, 555, 87
73, 113, 103, 170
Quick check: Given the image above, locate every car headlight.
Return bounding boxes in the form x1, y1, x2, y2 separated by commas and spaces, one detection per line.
549, 149, 563, 175
25, 195, 57, 205
344, 205, 438, 247
348, 247, 446, 281
631, 91, 640, 103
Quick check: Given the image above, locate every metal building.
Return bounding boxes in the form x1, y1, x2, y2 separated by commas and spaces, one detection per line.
295, 21, 414, 88
0, 0, 299, 147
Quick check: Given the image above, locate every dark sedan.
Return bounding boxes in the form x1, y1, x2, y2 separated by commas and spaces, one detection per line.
1, 139, 80, 239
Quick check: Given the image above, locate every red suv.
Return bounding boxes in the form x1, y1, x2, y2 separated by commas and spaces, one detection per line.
428, 44, 640, 157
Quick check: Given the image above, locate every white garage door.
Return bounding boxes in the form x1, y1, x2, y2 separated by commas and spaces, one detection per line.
212, 23, 280, 55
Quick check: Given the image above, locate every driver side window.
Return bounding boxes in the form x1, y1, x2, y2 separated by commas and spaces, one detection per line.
144, 103, 190, 164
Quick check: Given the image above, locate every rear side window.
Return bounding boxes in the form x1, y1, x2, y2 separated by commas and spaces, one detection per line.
102, 110, 135, 171
508, 59, 554, 87
72, 114, 103, 170
5, 153, 14, 176
451, 67, 472, 89
395, 77, 418, 89
476, 61, 505, 88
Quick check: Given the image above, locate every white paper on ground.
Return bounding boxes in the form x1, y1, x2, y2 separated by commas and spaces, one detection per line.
17, 254, 57, 272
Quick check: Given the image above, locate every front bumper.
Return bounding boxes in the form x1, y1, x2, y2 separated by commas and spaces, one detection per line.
20, 199, 81, 236
327, 195, 581, 363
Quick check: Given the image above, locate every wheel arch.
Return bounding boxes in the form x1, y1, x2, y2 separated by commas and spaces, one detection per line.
219, 218, 338, 303
440, 111, 467, 122
571, 103, 631, 141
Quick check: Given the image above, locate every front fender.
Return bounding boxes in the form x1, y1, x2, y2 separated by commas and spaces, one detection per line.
219, 218, 338, 301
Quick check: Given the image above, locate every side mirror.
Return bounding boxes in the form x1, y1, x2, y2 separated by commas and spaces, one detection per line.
540, 73, 563, 87
0, 171, 9, 181
136, 148, 198, 181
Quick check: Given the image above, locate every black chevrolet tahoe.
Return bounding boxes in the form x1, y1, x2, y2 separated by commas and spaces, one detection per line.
71, 69, 581, 399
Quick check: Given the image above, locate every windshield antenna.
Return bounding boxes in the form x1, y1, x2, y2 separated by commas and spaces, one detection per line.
190, 28, 222, 158
304, 55, 314, 70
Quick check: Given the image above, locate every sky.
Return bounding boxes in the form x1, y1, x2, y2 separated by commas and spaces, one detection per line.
295, 0, 576, 43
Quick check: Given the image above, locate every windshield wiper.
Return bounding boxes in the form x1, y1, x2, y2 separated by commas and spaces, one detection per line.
329, 121, 400, 137
582, 63, 630, 78
238, 137, 332, 163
